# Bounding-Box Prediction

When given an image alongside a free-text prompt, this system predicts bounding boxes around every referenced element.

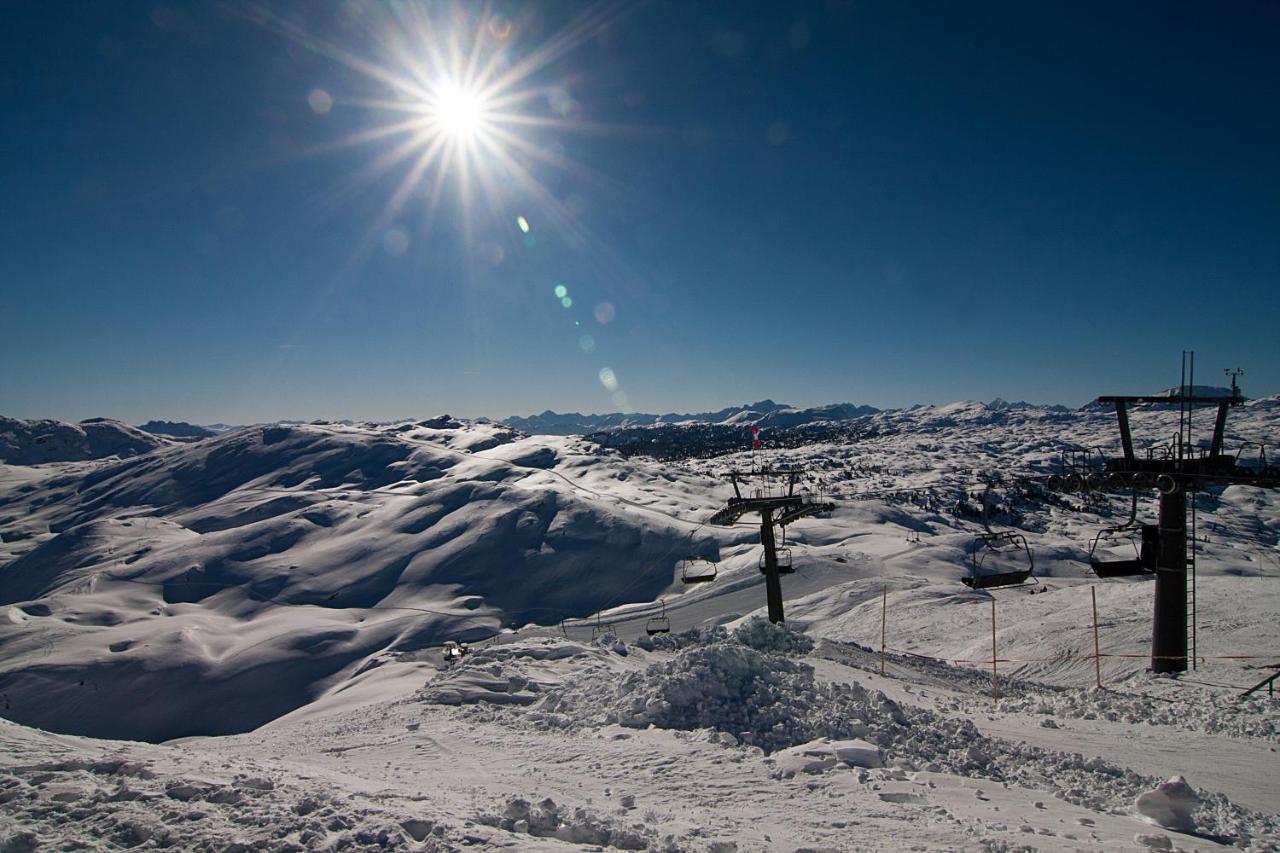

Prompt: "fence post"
[880,585,887,677]
[990,598,998,703]
[1091,586,1103,690]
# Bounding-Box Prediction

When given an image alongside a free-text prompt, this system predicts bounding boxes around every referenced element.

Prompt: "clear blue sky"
[3,1,1278,424]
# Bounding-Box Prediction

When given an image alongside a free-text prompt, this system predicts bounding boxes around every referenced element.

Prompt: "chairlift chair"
[645,599,671,635]
[961,485,1036,590]
[758,547,795,575]
[1088,491,1157,578]
[963,532,1035,589]
[679,557,717,584]
[1089,526,1158,577]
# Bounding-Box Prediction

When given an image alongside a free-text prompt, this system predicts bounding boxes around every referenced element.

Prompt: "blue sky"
[3,1,1278,424]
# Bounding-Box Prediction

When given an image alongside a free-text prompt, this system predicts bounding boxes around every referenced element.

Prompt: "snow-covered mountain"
[988,397,1071,413]
[138,420,218,440]
[0,416,167,464]
[0,418,716,741]
[502,399,880,435]
[2,400,1279,850]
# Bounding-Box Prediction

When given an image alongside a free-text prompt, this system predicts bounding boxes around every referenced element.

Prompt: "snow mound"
[475,795,656,849]
[731,616,814,654]
[465,630,1280,844]
[419,640,603,706]
[772,738,883,776]
[538,629,934,755]
[1135,775,1200,832]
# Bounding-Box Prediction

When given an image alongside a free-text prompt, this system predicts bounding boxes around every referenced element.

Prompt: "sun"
[431,81,488,140]
[244,1,638,263]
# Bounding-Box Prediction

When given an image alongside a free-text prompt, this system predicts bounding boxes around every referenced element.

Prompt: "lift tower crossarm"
[1096,394,1243,405]
[707,468,827,623]
[708,495,803,527]
[1099,394,1243,473]
[775,502,836,527]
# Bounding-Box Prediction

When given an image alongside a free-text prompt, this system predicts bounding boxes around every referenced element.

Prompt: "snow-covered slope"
[0,420,728,741]
[0,416,167,464]
[2,399,1278,851]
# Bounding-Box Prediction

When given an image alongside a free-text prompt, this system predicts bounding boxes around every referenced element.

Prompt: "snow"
[1137,776,1202,832]
[1,402,1279,850]
[0,416,166,465]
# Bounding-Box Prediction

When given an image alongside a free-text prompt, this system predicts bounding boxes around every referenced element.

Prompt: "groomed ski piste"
[2,399,1278,851]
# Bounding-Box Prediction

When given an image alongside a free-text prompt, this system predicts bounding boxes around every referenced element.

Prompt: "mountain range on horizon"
[500,398,1074,436]
[0,386,1254,465]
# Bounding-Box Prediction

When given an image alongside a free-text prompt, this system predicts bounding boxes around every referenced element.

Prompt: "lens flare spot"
[382,227,409,256]
[593,301,615,324]
[578,334,596,353]
[516,215,530,233]
[611,391,630,409]
[308,88,334,115]
[487,14,512,41]
[547,87,579,118]
[560,296,573,308]
[554,284,568,299]
[598,367,618,391]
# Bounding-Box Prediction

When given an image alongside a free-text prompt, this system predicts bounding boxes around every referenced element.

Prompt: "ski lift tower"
[1091,355,1277,672]
[707,468,834,624]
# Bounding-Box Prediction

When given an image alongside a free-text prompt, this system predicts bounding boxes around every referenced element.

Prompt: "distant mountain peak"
[501,400,881,435]
[139,420,217,439]
[1153,384,1238,399]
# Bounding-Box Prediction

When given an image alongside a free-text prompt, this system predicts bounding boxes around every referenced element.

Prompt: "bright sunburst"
[247,1,635,259]
[431,81,488,140]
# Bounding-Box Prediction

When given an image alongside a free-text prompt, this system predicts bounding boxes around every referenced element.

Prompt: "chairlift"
[758,547,795,575]
[1088,491,1157,578]
[961,485,1035,590]
[645,599,671,635]
[679,557,717,584]
[1089,527,1157,577]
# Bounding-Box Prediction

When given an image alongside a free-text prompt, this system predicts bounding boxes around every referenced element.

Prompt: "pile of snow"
[0,416,165,464]
[427,625,1280,843]
[419,639,602,706]
[728,615,815,654]
[772,737,883,775]
[1135,775,1201,832]
[474,796,654,849]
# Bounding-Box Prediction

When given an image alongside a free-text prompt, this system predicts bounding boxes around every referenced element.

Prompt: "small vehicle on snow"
[441,640,468,664]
